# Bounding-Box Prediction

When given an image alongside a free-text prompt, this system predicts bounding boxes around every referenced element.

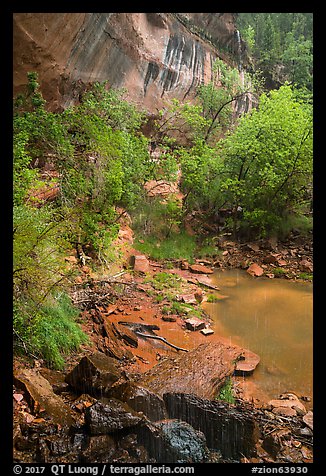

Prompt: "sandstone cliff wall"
[13,13,245,112]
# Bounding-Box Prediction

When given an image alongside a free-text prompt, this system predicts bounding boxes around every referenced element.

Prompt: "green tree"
[237,13,313,91]
[197,58,262,143]
[217,84,313,238]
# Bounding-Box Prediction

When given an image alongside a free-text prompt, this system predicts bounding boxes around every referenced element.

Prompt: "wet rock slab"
[139,341,242,399]
[65,352,122,397]
[189,264,214,274]
[268,393,307,416]
[163,392,259,459]
[14,369,75,428]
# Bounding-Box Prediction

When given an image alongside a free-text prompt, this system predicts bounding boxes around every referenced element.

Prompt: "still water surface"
[203,269,313,402]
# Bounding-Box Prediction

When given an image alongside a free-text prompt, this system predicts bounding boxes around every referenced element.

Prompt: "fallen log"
[135,332,188,352]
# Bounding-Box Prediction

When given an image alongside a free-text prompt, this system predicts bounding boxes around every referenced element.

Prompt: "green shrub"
[135,231,197,262]
[206,294,220,303]
[14,293,88,369]
[216,377,235,404]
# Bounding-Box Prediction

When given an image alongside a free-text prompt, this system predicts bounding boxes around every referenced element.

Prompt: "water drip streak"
[235,29,242,72]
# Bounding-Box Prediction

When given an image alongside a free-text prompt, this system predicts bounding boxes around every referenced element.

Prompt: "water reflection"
[203,269,313,403]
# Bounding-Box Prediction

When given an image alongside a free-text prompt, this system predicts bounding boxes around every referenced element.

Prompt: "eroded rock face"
[163,392,259,459]
[13,13,246,113]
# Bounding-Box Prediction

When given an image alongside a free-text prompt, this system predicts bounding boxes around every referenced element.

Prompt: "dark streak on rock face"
[159,34,205,95]
[144,62,160,96]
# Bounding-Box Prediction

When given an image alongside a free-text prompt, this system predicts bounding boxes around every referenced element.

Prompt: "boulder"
[300,259,313,273]
[156,419,209,463]
[130,255,150,273]
[85,399,144,435]
[65,352,122,397]
[189,264,214,274]
[14,369,75,428]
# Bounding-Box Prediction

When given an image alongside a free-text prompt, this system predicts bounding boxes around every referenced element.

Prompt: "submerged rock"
[247,263,264,277]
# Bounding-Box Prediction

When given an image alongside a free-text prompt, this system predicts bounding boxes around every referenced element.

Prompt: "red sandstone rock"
[189,264,214,274]
[14,369,75,427]
[179,294,198,304]
[200,328,214,336]
[130,255,150,274]
[234,350,260,375]
[246,263,264,277]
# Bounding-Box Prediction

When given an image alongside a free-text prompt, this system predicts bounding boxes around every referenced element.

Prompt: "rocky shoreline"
[13,230,313,464]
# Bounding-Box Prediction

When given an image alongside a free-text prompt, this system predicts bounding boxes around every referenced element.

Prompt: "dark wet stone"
[81,434,117,463]
[65,352,122,397]
[135,419,209,463]
[156,419,209,463]
[262,434,281,459]
[85,399,144,435]
[108,381,167,421]
[44,434,72,456]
